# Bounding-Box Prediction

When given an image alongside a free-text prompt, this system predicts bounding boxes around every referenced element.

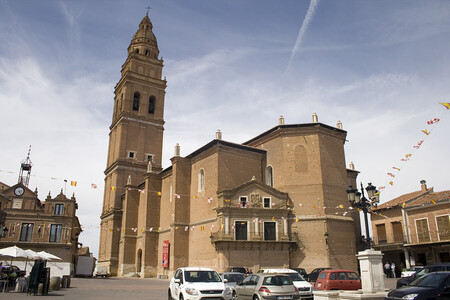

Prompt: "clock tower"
[98,13,167,276]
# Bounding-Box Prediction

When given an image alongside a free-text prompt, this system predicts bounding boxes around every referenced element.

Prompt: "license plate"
[277,296,292,300]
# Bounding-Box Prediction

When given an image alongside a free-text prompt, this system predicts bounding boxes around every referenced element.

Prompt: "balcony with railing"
[209,230,299,251]
[374,233,407,251]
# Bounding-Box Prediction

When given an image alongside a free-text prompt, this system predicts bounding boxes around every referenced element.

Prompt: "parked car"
[234,273,300,300]
[291,268,308,281]
[307,267,331,282]
[401,266,424,278]
[226,267,247,274]
[257,268,312,299]
[314,270,361,291]
[386,272,450,300]
[396,263,450,288]
[168,267,233,300]
[220,272,245,290]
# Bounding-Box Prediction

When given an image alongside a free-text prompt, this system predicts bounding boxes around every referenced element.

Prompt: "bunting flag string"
[59,197,443,235]
[0,169,100,191]
[378,102,448,191]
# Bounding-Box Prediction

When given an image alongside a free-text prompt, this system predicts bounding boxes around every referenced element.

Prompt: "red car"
[314,270,361,290]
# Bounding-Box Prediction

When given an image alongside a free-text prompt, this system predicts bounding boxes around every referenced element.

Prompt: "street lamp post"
[346,182,380,250]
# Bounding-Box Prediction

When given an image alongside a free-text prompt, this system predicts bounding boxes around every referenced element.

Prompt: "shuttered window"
[376,224,387,244]
[416,218,430,243]
[436,215,450,241]
[392,222,404,242]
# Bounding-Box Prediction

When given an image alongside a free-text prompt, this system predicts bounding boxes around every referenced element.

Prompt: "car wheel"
[253,295,261,300]
[168,289,173,300]
[232,291,238,300]
[179,294,184,300]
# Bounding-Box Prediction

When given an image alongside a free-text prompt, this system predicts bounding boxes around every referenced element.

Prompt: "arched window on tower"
[148,96,156,114]
[133,92,140,111]
[265,166,273,187]
[198,169,205,192]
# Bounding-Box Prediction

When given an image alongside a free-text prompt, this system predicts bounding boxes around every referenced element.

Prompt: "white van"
[257,268,313,300]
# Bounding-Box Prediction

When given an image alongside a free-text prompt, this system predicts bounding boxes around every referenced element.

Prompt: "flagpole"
[64,179,67,195]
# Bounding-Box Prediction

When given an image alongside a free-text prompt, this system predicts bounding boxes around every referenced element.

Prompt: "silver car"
[233,273,300,300]
[220,272,246,290]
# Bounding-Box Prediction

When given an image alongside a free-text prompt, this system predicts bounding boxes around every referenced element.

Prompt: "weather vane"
[146,5,151,16]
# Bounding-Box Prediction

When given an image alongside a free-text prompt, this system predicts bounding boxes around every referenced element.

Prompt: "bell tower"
[98,13,167,276]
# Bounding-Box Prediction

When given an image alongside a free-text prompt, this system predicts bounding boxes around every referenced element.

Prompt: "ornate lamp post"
[346,182,380,249]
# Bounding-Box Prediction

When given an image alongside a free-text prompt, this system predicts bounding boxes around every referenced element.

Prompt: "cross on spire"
[146,6,151,16]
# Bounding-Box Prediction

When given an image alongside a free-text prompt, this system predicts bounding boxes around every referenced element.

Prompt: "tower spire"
[18,145,33,187]
[128,13,159,58]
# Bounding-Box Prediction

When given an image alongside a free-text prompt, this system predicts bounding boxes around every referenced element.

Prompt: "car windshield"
[223,274,245,283]
[410,273,448,288]
[185,271,222,283]
[263,276,293,286]
[287,272,305,281]
[414,268,431,278]
[230,268,246,273]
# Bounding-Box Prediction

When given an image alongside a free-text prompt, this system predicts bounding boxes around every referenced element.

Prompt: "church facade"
[98,14,361,278]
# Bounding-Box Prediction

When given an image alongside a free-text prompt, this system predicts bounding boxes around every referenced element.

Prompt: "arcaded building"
[371,180,450,270]
[98,14,361,278]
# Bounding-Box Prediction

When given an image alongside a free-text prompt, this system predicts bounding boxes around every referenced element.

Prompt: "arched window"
[148,96,155,114]
[198,169,205,192]
[265,166,273,187]
[119,94,123,111]
[132,92,140,111]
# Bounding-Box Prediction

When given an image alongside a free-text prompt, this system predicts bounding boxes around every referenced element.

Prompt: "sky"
[1,0,449,258]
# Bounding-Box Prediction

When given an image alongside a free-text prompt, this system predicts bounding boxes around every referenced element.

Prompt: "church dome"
[128,15,159,57]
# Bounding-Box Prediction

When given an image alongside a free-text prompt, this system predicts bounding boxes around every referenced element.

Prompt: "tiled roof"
[405,190,450,207]
[374,189,431,210]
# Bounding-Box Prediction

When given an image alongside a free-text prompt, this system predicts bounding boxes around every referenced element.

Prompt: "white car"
[168,267,233,300]
[257,268,313,299]
[401,267,424,278]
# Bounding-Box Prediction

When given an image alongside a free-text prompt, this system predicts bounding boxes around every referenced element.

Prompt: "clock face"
[14,186,24,196]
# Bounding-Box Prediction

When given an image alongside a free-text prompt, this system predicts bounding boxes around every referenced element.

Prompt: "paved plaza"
[1,277,398,299]
[2,277,170,299]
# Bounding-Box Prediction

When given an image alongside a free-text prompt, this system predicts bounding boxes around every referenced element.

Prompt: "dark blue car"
[396,263,450,288]
[386,272,450,300]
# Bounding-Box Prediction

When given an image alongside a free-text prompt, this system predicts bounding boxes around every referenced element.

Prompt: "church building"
[98,14,361,278]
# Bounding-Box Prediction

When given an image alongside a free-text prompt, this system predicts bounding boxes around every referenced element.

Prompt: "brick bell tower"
[98,13,166,276]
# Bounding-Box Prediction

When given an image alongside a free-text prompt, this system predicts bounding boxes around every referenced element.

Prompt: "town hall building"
[98,14,362,278]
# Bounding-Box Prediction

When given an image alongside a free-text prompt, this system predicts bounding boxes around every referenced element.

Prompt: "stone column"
[225,216,229,235]
[356,249,385,293]
[403,248,411,269]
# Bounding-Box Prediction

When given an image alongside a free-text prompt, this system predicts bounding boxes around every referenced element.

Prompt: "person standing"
[391,262,396,278]
[384,262,391,278]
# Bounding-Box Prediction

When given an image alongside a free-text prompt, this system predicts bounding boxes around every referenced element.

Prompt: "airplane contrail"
[287,0,320,71]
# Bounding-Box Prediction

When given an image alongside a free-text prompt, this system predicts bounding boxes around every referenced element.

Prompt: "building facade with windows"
[371,180,450,271]
[0,181,81,272]
[98,14,362,278]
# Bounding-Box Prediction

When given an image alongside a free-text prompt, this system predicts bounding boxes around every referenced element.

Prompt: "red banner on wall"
[162,240,170,268]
